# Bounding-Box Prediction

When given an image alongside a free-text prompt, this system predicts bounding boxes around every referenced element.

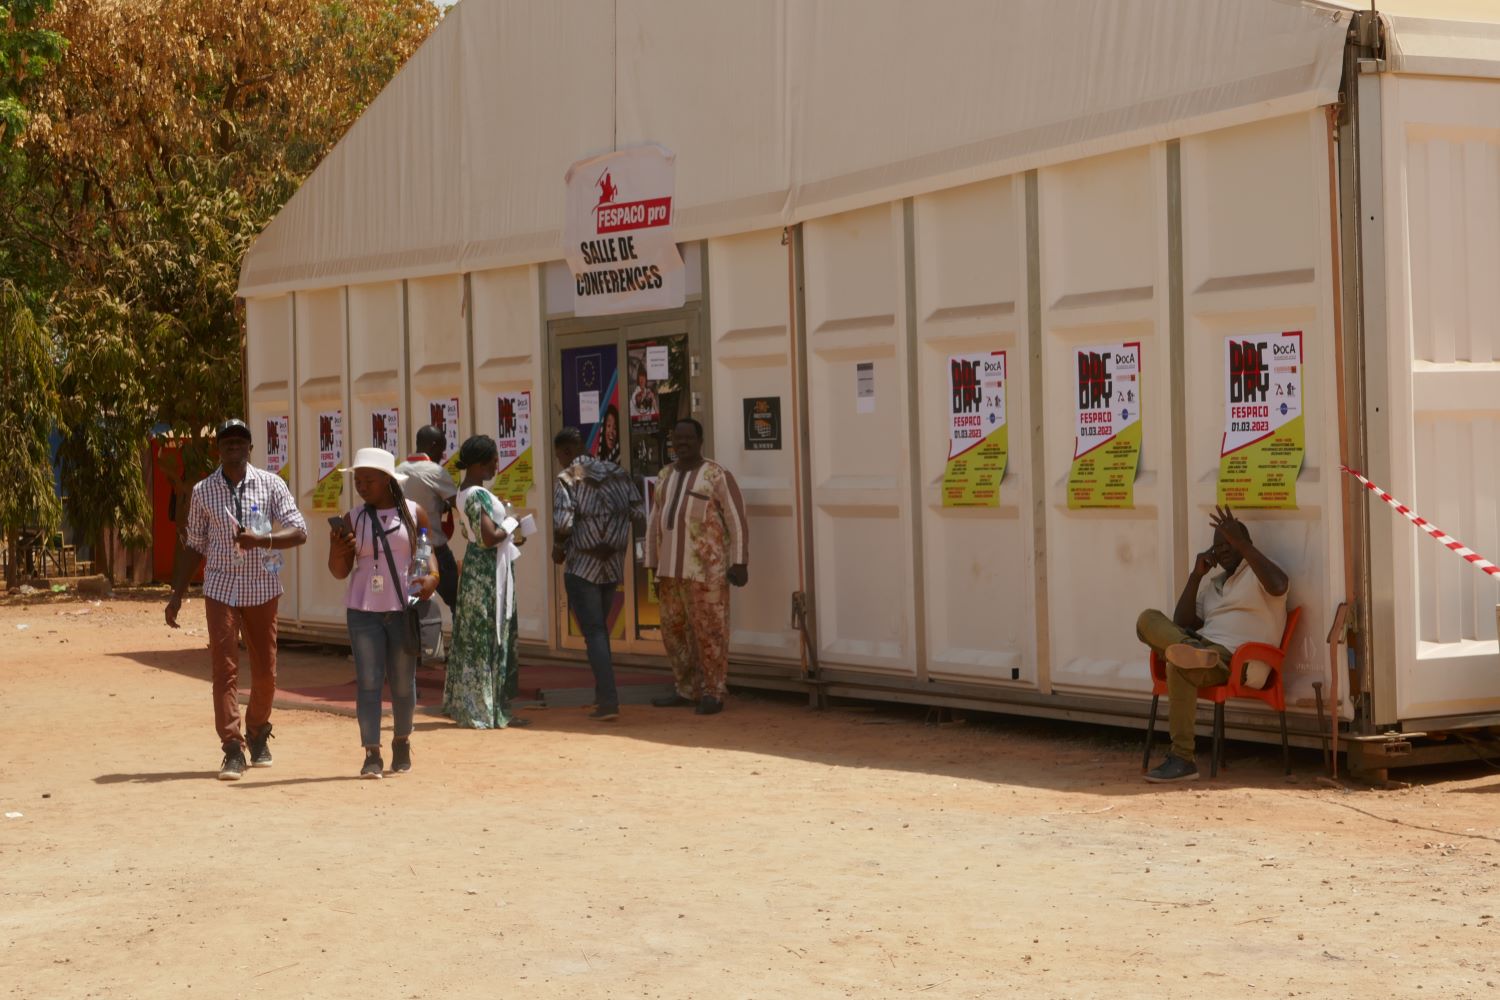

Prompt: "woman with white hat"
[442,434,529,729]
[328,447,439,778]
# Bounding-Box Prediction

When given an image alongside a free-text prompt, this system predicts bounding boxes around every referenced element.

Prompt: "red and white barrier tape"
[1341,466,1500,579]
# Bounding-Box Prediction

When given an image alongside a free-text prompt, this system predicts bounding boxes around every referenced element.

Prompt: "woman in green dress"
[442,435,529,728]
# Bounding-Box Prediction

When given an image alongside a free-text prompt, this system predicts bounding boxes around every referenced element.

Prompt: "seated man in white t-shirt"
[1136,506,1288,784]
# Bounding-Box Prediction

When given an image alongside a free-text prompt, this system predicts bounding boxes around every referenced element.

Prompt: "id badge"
[231,547,246,567]
[371,574,385,594]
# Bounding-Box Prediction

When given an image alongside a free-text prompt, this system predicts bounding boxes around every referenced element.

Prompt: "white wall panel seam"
[1025,171,1052,696]
[1166,142,1189,592]
[901,199,929,682]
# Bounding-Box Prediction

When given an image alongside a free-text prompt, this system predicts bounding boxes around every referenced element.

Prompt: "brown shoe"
[1165,643,1221,671]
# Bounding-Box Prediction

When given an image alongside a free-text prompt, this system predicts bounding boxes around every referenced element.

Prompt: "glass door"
[622,318,693,644]
[556,331,627,653]
[550,309,702,655]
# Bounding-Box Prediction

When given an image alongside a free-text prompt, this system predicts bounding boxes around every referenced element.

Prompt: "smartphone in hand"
[327,514,352,537]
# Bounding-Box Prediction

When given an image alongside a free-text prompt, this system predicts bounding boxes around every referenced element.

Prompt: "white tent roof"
[238,0,1355,298]
[1319,1,1500,77]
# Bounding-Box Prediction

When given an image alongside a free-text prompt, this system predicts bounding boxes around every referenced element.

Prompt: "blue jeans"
[565,573,618,711]
[347,608,418,748]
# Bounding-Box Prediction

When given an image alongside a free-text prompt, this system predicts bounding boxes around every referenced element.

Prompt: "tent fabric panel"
[238,5,468,295]
[238,0,1351,298]
[457,0,616,274]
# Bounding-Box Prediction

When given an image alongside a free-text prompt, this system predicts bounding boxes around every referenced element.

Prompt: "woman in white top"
[329,448,438,778]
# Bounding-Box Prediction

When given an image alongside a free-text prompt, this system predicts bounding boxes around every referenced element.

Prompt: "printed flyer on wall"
[427,397,461,485]
[493,392,533,505]
[313,410,343,512]
[264,416,289,484]
[1218,331,1304,509]
[371,407,399,455]
[941,351,1007,507]
[1067,342,1142,509]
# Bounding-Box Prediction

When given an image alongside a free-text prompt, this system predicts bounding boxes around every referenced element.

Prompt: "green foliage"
[0,0,440,576]
[0,0,66,146]
[0,280,61,584]
[52,293,157,550]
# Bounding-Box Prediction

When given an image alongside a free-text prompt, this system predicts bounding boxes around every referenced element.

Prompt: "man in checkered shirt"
[165,420,308,780]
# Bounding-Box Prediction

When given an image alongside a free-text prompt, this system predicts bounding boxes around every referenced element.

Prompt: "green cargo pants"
[1136,610,1232,761]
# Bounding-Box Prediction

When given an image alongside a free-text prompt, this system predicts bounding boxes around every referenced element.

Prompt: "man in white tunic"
[1136,506,1288,783]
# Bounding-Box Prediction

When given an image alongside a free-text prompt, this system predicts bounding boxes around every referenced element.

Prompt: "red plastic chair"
[1226,606,1302,775]
[1141,606,1302,778]
[1142,650,1230,777]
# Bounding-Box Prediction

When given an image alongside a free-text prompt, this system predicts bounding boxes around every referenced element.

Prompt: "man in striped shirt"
[643,418,749,715]
[165,419,308,780]
[552,427,644,721]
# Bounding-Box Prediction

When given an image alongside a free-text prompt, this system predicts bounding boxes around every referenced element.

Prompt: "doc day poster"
[942,351,1007,507]
[371,407,399,455]
[1067,342,1142,509]
[1218,331,1304,509]
[264,416,290,485]
[312,410,343,512]
[492,392,533,505]
[427,397,462,486]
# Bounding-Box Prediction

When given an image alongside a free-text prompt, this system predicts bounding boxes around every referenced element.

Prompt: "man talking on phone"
[1136,505,1287,784]
[165,419,308,781]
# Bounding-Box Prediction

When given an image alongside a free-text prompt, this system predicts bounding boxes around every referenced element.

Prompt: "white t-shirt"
[1196,561,1287,679]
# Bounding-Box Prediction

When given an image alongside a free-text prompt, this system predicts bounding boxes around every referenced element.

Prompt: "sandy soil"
[3,594,1499,999]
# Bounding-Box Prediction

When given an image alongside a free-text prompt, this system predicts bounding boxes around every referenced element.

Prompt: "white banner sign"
[563,145,685,317]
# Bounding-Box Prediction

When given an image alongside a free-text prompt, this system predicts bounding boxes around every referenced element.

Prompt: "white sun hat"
[343,447,409,484]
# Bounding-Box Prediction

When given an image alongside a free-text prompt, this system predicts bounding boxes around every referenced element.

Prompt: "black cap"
[216,419,252,441]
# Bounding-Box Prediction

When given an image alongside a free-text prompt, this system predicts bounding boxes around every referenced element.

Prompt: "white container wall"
[245,295,298,620]
[707,229,802,663]
[912,177,1037,685]
[802,204,919,675]
[469,265,549,642]
[245,118,1355,732]
[293,288,349,626]
[1380,75,1500,721]
[1039,146,1176,695]
[347,281,406,458]
[407,274,471,454]
[1180,111,1344,714]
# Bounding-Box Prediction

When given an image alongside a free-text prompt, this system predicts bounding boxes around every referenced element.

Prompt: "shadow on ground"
[95,640,1424,800]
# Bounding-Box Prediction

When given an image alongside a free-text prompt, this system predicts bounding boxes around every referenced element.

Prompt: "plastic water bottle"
[247,503,283,575]
[408,528,433,597]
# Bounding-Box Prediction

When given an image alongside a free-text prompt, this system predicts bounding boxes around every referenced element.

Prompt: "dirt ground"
[3,594,1500,1000]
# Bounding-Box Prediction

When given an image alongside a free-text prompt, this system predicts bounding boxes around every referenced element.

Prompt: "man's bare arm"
[1211,506,1288,597]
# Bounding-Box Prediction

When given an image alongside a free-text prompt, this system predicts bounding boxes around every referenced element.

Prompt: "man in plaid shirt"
[165,420,308,780]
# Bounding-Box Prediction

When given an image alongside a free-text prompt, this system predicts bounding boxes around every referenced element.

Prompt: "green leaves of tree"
[1,1,439,577]
[0,280,61,586]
